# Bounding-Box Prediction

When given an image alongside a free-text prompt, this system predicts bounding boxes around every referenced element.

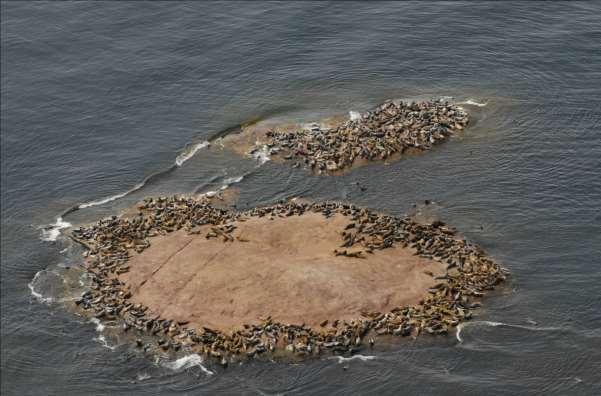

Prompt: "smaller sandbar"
[220,99,469,174]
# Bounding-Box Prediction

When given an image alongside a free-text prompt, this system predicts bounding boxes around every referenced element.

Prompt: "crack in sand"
[133,237,195,294]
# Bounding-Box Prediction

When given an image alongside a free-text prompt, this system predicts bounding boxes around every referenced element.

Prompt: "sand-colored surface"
[219,115,348,160]
[218,113,444,175]
[118,212,444,333]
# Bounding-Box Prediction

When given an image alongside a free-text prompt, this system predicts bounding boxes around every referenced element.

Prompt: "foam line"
[456,320,562,343]
[40,217,72,242]
[161,354,214,375]
[349,110,362,121]
[331,354,377,363]
[175,141,210,167]
[28,271,54,303]
[459,99,487,107]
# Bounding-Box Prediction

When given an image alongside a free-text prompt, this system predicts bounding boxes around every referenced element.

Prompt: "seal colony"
[70,195,507,364]
[231,99,469,174]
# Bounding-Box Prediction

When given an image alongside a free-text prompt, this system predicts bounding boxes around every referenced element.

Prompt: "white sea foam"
[136,372,151,381]
[74,141,209,212]
[456,324,464,343]
[460,99,488,107]
[456,320,561,344]
[175,141,210,167]
[477,320,504,327]
[222,175,244,185]
[28,269,84,303]
[331,354,377,363]
[89,317,116,350]
[161,354,214,375]
[220,175,244,190]
[90,317,105,332]
[93,334,116,350]
[28,271,54,303]
[78,182,146,209]
[40,217,72,242]
[251,144,271,165]
[349,111,362,121]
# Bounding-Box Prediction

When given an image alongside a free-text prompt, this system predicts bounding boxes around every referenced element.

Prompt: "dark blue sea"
[2,2,600,395]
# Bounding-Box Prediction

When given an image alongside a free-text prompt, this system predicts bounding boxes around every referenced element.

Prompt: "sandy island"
[218,99,469,174]
[119,212,444,332]
[71,196,507,362]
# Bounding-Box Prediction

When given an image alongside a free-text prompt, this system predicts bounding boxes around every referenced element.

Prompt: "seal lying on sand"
[245,99,469,174]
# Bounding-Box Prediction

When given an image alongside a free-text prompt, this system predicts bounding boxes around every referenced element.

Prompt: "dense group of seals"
[251,99,469,173]
[70,195,507,365]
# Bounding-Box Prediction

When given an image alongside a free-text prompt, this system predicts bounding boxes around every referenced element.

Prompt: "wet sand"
[118,212,444,332]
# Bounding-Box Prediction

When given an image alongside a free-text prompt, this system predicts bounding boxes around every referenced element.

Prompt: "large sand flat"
[118,212,444,332]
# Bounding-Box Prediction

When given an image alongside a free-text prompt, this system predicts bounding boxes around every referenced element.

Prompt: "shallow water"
[2,2,601,395]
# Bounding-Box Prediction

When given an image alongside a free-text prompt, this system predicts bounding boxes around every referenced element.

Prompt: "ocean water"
[2,2,601,395]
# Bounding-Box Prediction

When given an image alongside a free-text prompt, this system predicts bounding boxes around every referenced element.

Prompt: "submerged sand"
[119,212,444,332]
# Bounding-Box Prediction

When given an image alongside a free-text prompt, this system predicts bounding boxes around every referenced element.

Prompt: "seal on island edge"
[68,195,508,365]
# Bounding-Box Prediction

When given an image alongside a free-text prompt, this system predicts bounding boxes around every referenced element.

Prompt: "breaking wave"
[40,217,71,242]
[459,99,488,107]
[331,354,377,363]
[28,271,54,303]
[456,320,563,343]
[197,173,246,197]
[89,318,116,350]
[29,267,88,304]
[251,144,271,165]
[69,163,179,212]
[41,139,210,237]
[349,110,362,121]
[90,317,105,332]
[93,334,116,350]
[78,181,146,209]
[136,372,151,381]
[175,141,210,167]
[160,354,214,375]
[220,175,244,189]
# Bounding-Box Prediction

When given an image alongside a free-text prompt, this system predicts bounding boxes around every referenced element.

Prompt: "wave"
[28,268,87,304]
[456,320,563,343]
[160,354,214,375]
[49,139,208,230]
[55,163,179,224]
[69,140,209,216]
[136,372,151,381]
[220,175,244,189]
[459,99,488,107]
[196,173,246,198]
[349,110,362,121]
[250,144,271,165]
[89,317,117,350]
[38,137,216,242]
[331,354,377,363]
[78,181,146,209]
[93,334,116,350]
[40,217,72,242]
[28,271,54,303]
[175,141,210,167]
[90,317,105,332]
